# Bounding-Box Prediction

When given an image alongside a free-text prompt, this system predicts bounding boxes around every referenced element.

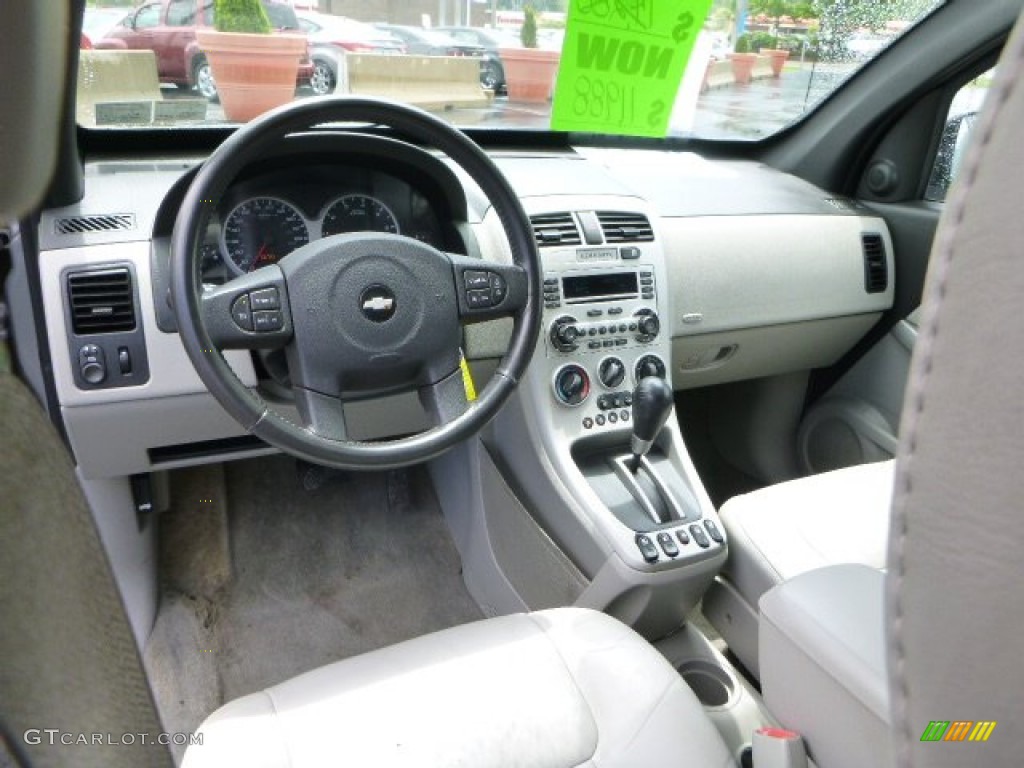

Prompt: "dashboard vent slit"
[55,214,135,235]
[529,212,581,247]
[596,211,654,243]
[862,233,888,293]
[67,268,137,334]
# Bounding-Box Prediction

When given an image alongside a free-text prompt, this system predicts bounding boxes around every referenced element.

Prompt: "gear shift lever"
[630,376,674,472]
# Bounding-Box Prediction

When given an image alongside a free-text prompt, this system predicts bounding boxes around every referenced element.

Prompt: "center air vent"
[862,233,888,294]
[530,213,581,247]
[67,268,137,335]
[596,211,654,243]
[55,214,135,235]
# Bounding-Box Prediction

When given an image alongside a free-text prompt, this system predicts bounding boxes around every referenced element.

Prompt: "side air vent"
[596,211,654,243]
[55,213,135,235]
[862,233,888,294]
[530,212,581,247]
[67,268,137,334]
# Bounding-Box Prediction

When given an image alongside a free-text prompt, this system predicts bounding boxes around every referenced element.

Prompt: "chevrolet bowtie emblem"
[359,285,397,322]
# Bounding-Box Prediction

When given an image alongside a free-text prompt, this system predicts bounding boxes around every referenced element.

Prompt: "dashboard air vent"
[862,233,888,294]
[597,211,654,243]
[55,213,135,235]
[530,213,581,247]
[67,268,137,335]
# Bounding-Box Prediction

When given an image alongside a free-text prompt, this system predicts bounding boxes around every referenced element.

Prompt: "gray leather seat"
[704,459,894,677]
[182,607,734,768]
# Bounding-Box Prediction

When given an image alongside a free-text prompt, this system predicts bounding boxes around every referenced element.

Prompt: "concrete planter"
[195,30,304,122]
[760,48,790,78]
[727,52,758,85]
[499,48,560,103]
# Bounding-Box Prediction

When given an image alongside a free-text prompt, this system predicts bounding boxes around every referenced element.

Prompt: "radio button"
[608,306,624,315]
[620,246,641,260]
[587,309,603,317]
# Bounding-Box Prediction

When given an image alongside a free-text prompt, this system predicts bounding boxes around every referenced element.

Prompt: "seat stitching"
[889,26,1024,768]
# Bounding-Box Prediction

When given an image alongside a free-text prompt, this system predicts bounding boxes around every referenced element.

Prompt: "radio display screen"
[562,272,638,300]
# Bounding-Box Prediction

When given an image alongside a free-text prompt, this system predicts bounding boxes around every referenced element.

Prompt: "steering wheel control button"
[249,287,280,310]
[464,270,489,289]
[231,294,254,331]
[704,519,724,544]
[253,310,284,332]
[466,289,493,309]
[489,273,507,304]
[78,344,107,385]
[360,285,398,322]
[636,534,660,563]
[657,532,680,558]
[553,364,590,406]
[689,524,711,549]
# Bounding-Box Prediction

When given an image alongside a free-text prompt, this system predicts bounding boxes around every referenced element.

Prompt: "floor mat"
[147,455,482,749]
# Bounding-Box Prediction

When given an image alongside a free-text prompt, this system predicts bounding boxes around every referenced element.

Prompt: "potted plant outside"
[196,0,306,122]
[499,6,560,103]
[728,35,758,85]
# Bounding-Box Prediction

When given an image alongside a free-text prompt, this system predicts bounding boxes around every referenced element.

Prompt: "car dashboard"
[24,132,895,480]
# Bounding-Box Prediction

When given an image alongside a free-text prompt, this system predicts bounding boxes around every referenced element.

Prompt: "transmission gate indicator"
[551,0,712,137]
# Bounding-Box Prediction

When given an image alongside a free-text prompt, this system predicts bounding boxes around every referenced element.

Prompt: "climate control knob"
[553,364,590,406]
[634,309,660,342]
[635,354,667,382]
[550,315,581,352]
[598,357,626,389]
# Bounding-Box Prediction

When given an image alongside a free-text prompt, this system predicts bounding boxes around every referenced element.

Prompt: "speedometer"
[222,197,309,274]
[321,195,400,237]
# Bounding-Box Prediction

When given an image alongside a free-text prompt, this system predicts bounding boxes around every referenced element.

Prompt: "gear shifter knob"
[630,376,674,471]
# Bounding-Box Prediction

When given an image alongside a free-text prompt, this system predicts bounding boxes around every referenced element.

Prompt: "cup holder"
[677,659,736,708]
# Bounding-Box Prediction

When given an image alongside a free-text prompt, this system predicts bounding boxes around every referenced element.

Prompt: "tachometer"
[321,195,400,237]
[222,197,309,274]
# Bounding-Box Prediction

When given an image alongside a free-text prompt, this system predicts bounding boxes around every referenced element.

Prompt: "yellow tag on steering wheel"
[459,352,477,402]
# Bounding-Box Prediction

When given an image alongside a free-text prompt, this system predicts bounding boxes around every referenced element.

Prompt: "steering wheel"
[170,98,541,469]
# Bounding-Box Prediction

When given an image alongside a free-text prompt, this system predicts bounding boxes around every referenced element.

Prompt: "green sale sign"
[551,0,713,137]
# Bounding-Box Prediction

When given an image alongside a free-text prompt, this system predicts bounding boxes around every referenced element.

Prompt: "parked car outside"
[96,0,313,101]
[81,6,129,49]
[433,25,520,93]
[374,24,501,91]
[296,10,406,96]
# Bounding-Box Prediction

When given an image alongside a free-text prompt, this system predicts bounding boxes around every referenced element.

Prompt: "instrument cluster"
[200,163,449,280]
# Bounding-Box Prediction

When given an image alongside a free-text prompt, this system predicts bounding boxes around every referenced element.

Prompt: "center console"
[437,196,728,639]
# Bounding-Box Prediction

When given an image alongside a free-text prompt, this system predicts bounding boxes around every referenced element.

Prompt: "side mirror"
[925,111,978,202]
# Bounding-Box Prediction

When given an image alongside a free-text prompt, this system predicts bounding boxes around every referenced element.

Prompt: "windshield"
[78,0,943,139]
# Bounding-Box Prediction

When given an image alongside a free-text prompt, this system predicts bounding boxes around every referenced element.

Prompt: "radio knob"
[550,316,581,352]
[554,364,590,406]
[598,357,626,389]
[634,310,660,342]
[635,355,667,381]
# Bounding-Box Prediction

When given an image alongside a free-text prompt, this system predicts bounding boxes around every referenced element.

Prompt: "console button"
[588,341,601,350]
[253,310,284,332]
[582,417,594,429]
[614,338,627,346]
[587,309,603,317]
[704,519,724,544]
[676,529,691,545]
[554,364,590,406]
[598,358,626,389]
[595,414,606,426]
[608,412,618,424]
[689,524,711,549]
[657,532,680,558]
[464,270,490,289]
[636,534,659,563]
[608,306,624,315]
[78,344,106,385]
[597,394,611,410]
[250,287,280,310]
[231,294,253,331]
[620,246,641,260]
[635,355,667,381]
[117,347,132,375]
[620,410,630,422]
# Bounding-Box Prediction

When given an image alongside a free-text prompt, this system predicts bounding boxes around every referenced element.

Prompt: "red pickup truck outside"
[97,0,313,101]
